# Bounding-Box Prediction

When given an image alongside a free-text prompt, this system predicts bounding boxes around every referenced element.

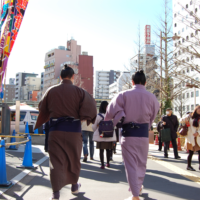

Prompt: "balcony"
[44,62,55,69]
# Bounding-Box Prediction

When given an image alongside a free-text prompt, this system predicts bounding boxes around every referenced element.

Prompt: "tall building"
[43,39,81,92]
[24,77,41,100]
[9,78,15,85]
[109,72,131,99]
[78,53,93,95]
[15,72,38,100]
[3,84,15,102]
[95,70,121,99]
[173,0,200,117]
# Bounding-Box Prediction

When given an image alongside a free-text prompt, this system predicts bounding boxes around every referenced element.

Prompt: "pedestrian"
[110,129,119,161]
[157,117,164,151]
[162,108,181,159]
[104,70,160,200]
[82,121,94,162]
[180,106,200,171]
[92,101,117,169]
[34,64,97,200]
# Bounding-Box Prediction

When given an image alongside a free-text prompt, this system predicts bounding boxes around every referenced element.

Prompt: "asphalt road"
[1,144,200,200]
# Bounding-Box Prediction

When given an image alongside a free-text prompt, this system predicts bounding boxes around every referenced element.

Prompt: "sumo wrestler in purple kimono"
[105,70,159,200]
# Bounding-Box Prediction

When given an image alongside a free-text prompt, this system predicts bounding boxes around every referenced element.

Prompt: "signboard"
[145,25,151,45]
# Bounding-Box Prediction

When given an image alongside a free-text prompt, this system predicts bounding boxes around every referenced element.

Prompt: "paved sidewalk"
[1,144,200,200]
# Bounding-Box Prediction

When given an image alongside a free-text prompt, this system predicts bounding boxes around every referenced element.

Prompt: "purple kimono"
[105,85,159,197]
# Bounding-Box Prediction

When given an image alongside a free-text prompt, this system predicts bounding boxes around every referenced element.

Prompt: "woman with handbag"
[180,106,200,171]
[92,101,117,169]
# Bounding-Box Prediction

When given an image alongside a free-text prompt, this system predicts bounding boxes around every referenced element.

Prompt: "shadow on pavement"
[70,192,91,200]
[144,169,200,200]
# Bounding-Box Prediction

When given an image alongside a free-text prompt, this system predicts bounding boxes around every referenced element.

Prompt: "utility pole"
[160,31,162,115]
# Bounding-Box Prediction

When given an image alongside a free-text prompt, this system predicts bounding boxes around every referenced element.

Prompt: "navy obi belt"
[49,117,81,133]
[122,123,149,138]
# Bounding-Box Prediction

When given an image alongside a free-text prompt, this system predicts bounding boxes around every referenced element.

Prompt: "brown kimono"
[35,79,97,192]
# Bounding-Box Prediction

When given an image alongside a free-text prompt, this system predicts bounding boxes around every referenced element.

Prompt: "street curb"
[0,155,49,196]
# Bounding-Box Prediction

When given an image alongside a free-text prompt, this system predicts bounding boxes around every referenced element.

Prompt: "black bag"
[98,114,114,138]
[161,128,171,142]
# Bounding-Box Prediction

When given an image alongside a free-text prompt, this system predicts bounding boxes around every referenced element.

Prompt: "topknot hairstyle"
[132,69,146,85]
[60,64,75,79]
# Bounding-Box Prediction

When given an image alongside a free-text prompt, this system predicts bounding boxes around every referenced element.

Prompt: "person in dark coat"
[162,108,181,159]
[157,117,163,151]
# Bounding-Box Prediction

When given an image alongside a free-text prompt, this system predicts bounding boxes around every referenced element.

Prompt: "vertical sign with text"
[145,25,151,45]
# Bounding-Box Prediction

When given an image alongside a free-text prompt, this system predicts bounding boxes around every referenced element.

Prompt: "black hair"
[132,70,146,85]
[60,64,74,79]
[99,101,108,114]
[166,108,172,111]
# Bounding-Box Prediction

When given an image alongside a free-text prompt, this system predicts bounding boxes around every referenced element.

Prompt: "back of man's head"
[60,64,74,79]
[132,70,146,85]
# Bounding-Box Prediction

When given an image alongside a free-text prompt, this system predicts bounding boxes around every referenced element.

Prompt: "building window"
[190,22,193,26]
[178,41,181,45]
[196,91,199,97]
[195,30,198,35]
[195,8,198,13]
[183,70,185,75]
[191,33,194,37]
[183,106,185,111]
[187,58,189,62]
[174,13,177,17]
[190,1,193,5]
[175,107,177,111]
[183,93,185,98]
[178,50,181,55]
[175,43,177,47]
[186,4,188,8]
[191,92,194,97]
[182,28,184,32]
[174,23,177,27]
[187,105,189,111]
[186,36,189,40]
[187,93,189,98]
[178,31,181,35]
[191,105,194,110]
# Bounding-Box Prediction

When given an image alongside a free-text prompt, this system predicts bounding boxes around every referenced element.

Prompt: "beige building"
[24,77,41,100]
[43,39,81,92]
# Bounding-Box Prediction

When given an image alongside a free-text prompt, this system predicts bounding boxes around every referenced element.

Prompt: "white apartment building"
[173,0,200,117]
[15,72,38,100]
[109,72,131,99]
[95,70,121,99]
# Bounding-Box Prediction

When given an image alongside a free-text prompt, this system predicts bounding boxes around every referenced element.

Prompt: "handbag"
[149,131,154,144]
[178,115,191,136]
[178,124,188,136]
[161,128,171,142]
[98,114,114,138]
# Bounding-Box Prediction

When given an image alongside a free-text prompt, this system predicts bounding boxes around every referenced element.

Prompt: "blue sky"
[6,0,172,82]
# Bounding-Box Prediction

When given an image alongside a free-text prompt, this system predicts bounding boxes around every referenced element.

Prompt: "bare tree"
[173,92,190,118]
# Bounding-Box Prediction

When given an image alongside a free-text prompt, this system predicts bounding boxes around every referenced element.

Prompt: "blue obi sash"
[49,117,81,133]
[122,123,149,137]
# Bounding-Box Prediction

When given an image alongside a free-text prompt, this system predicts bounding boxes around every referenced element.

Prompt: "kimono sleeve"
[92,115,100,132]
[79,90,97,125]
[35,89,50,129]
[105,93,126,126]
